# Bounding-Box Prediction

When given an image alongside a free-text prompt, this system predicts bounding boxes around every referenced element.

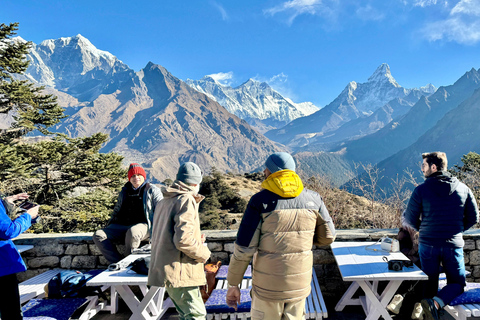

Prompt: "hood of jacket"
[162,180,205,203]
[425,171,460,197]
[261,169,304,198]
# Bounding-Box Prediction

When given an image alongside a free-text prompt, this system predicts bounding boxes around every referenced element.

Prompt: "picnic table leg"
[130,286,161,320]
[111,286,119,314]
[358,280,398,320]
[335,281,361,311]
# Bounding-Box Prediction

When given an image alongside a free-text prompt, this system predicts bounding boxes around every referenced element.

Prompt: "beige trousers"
[251,295,306,320]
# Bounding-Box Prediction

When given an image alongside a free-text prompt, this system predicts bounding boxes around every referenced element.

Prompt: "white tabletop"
[16,244,34,253]
[331,241,427,282]
[87,254,150,286]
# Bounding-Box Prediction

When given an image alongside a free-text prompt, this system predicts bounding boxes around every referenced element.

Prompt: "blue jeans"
[419,243,466,306]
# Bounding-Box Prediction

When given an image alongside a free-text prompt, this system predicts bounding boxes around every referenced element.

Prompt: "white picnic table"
[331,241,428,320]
[86,253,173,320]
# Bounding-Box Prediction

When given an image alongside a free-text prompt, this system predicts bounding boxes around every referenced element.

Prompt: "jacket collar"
[261,169,304,198]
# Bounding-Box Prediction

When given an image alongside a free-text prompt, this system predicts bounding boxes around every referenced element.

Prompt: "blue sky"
[2,0,480,106]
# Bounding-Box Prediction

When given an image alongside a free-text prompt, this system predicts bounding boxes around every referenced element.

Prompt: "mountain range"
[185,76,319,133]
[266,64,436,148]
[10,34,480,192]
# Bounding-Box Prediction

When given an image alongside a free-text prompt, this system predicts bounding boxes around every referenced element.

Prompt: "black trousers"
[0,273,22,320]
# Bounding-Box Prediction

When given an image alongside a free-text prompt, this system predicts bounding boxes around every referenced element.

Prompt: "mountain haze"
[338,68,480,165]
[369,84,480,193]
[266,64,435,148]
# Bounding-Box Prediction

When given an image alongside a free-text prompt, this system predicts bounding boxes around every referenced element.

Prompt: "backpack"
[200,261,222,302]
[46,270,103,299]
[129,256,151,275]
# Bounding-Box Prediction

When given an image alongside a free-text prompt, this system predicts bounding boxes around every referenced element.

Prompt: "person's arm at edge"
[463,188,479,231]
[107,190,123,226]
[227,195,262,287]
[314,197,336,247]
[0,202,31,240]
[404,187,422,231]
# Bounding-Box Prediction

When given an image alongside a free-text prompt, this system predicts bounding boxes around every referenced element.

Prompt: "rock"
[65,244,88,255]
[71,256,96,269]
[28,256,60,268]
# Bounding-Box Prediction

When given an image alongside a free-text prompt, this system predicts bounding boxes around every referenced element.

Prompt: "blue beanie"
[176,162,202,185]
[265,152,295,173]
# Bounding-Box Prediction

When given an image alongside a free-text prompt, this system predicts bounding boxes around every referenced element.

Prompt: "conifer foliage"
[0,23,126,232]
[0,23,65,143]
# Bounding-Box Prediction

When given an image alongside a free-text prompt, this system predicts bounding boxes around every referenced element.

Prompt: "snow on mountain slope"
[185,76,319,132]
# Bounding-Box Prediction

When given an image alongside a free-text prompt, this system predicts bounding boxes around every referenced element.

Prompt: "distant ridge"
[186,76,319,133]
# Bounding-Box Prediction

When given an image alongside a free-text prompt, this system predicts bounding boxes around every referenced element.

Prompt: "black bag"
[47,270,103,298]
[129,256,151,275]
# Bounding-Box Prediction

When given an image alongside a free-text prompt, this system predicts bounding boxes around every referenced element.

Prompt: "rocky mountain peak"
[367,63,400,88]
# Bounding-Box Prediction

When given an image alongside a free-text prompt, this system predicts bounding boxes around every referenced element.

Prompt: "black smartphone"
[19,201,37,210]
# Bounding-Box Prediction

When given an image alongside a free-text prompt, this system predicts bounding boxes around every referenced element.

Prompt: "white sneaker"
[411,302,424,320]
[387,294,404,314]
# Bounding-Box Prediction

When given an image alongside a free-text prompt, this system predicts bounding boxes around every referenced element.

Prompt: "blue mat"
[205,288,252,313]
[22,298,87,320]
[216,265,252,279]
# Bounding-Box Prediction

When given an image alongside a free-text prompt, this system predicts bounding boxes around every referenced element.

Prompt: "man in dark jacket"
[93,163,163,264]
[0,193,39,320]
[404,152,479,320]
[226,152,336,320]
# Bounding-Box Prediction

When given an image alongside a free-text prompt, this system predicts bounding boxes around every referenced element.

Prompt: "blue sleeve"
[404,187,422,231]
[464,188,479,231]
[0,202,31,240]
[236,194,262,247]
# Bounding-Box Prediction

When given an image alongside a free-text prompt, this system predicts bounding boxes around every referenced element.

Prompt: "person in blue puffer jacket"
[404,152,479,320]
[0,193,39,320]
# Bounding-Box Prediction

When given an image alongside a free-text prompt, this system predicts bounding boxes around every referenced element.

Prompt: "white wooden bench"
[306,268,328,319]
[205,267,328,320]
[19,269,111,320]
[445,304,480,320]
[440,277,480,320]
[19,269,64,304]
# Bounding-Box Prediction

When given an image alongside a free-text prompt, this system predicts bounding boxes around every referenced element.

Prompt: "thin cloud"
[356,4,385,21]
[210,1,229,21]
[413,0,442,7]
[421,0,480,44]
[208,71,234,86]
[263,0,335,26]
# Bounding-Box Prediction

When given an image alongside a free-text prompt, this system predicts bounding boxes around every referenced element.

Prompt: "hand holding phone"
[19,201,37,210]
[19,201,40,221]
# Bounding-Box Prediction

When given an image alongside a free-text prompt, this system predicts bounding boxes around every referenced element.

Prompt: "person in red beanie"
[93,163,163,264]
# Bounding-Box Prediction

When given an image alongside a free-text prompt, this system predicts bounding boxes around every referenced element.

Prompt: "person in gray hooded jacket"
[404,152,479,320]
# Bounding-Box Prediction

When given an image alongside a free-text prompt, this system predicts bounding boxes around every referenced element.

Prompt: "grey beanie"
[265,152,296,173]
[176,162,202,185]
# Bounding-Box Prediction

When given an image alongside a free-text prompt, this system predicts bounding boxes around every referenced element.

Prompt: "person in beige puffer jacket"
[226,152,336,320]
[148,162,211,320]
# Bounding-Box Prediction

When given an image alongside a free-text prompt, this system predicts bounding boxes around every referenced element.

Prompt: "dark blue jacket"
[0,199,31,277]
[404,171,479,247]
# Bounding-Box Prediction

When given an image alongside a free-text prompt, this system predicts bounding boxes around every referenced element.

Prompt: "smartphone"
[19,201,37,210]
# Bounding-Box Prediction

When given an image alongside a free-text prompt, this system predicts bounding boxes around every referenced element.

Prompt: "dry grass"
[223,172,405,230]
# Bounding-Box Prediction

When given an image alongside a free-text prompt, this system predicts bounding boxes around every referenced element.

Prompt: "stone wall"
[13,228,480,299]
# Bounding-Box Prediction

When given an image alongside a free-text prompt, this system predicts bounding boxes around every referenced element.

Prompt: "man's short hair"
[422,152,448,171]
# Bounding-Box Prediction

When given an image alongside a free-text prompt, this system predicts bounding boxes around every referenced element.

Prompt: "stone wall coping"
[13,228,480,244]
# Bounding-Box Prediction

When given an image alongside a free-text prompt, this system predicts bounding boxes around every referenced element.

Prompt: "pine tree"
[0,23,127,232]
[0,22,65,143]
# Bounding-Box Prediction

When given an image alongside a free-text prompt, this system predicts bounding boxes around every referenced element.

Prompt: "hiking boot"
[421,298,439,320]
[387,294,404,314]
[411,302,424,320]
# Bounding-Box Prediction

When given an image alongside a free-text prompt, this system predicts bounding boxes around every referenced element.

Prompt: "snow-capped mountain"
[19,34,135,102]
[185,76,319,133]
[266,63,436,148]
